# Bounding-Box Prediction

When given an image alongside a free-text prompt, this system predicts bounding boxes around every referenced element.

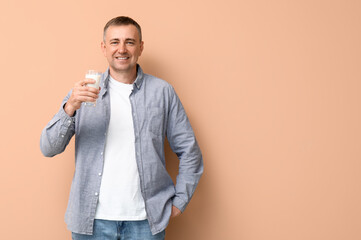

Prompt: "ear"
[139,41,144,56]
[101,41,106,57]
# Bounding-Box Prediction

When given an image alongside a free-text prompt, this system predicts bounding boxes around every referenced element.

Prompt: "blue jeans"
[71,219,165,240]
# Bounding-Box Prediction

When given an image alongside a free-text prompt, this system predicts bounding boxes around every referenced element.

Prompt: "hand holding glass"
[85,70,101,106]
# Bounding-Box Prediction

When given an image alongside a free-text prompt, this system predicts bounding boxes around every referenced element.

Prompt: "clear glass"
[84,70,102,106]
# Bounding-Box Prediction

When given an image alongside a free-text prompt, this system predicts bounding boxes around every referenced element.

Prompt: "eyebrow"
[109,38,136,42]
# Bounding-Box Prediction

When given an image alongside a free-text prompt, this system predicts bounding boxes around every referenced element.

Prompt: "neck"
[109,66,137,84]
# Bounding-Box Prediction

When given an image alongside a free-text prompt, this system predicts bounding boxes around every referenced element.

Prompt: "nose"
[117,42,127,53]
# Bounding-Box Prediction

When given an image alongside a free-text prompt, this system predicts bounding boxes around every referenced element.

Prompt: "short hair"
[103,16,142,42]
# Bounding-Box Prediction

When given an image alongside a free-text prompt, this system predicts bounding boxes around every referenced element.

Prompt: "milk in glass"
[85,70,102,106]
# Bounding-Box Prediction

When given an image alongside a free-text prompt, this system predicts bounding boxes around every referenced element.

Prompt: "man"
[40,16,203,240]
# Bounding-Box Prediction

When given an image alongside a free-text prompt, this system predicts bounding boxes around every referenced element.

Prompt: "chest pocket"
[148,107,165,136]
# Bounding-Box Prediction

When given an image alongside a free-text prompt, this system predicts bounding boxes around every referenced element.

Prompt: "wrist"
[64,101,76,117]
[172,196,186,213]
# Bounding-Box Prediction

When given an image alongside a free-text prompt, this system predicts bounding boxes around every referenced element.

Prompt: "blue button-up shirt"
[40,65,203,235]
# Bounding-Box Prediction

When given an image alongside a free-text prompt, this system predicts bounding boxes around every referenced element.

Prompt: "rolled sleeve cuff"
[172,195,188,213]
[60,108,75,126]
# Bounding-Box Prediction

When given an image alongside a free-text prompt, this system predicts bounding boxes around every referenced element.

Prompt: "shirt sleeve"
[40,90,76,157]
[166,86,204,212]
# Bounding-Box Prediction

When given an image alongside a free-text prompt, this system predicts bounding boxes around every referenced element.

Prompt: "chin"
[111,65,129,71]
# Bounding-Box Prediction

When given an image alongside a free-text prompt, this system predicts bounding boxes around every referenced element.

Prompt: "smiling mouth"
[115,57,129,60]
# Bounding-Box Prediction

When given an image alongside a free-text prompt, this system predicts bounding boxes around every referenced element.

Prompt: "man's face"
[101,24,144,74]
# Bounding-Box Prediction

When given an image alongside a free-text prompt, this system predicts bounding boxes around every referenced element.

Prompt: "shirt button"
[61,135,64,138]
[95,192,98,196]
[104,133,107,136]
[98,172,102,176]
[68,120,71,124]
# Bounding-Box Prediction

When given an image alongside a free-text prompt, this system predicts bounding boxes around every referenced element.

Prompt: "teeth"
[116,57,128,60]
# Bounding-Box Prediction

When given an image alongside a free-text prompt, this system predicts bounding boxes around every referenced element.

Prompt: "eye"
[126,41,135,45]
[110,41,119,45]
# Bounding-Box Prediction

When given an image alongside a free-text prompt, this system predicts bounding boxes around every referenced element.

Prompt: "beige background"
[1,0,361,239]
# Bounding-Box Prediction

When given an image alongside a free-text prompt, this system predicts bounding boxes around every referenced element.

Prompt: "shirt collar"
[134,65,144,90]
[101,64,144,98]
[102,64,144,90]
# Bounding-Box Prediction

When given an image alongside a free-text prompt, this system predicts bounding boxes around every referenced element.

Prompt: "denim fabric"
[71,219,165,240]
[40,65,203,235]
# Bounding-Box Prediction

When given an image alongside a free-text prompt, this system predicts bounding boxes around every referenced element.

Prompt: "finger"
[84,78,96,84]
[75,78,96,87]
[80,86,100,94]
[76,90,99,99]
[77,96,98,103]
[75,83,100,92]
[86,85,101,92]
[74,92,99,101]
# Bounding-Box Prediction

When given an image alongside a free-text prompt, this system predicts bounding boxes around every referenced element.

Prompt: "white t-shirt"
[95,76,147,220]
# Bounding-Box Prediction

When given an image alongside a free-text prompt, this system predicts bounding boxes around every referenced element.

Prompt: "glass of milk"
[85,70,102,106]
